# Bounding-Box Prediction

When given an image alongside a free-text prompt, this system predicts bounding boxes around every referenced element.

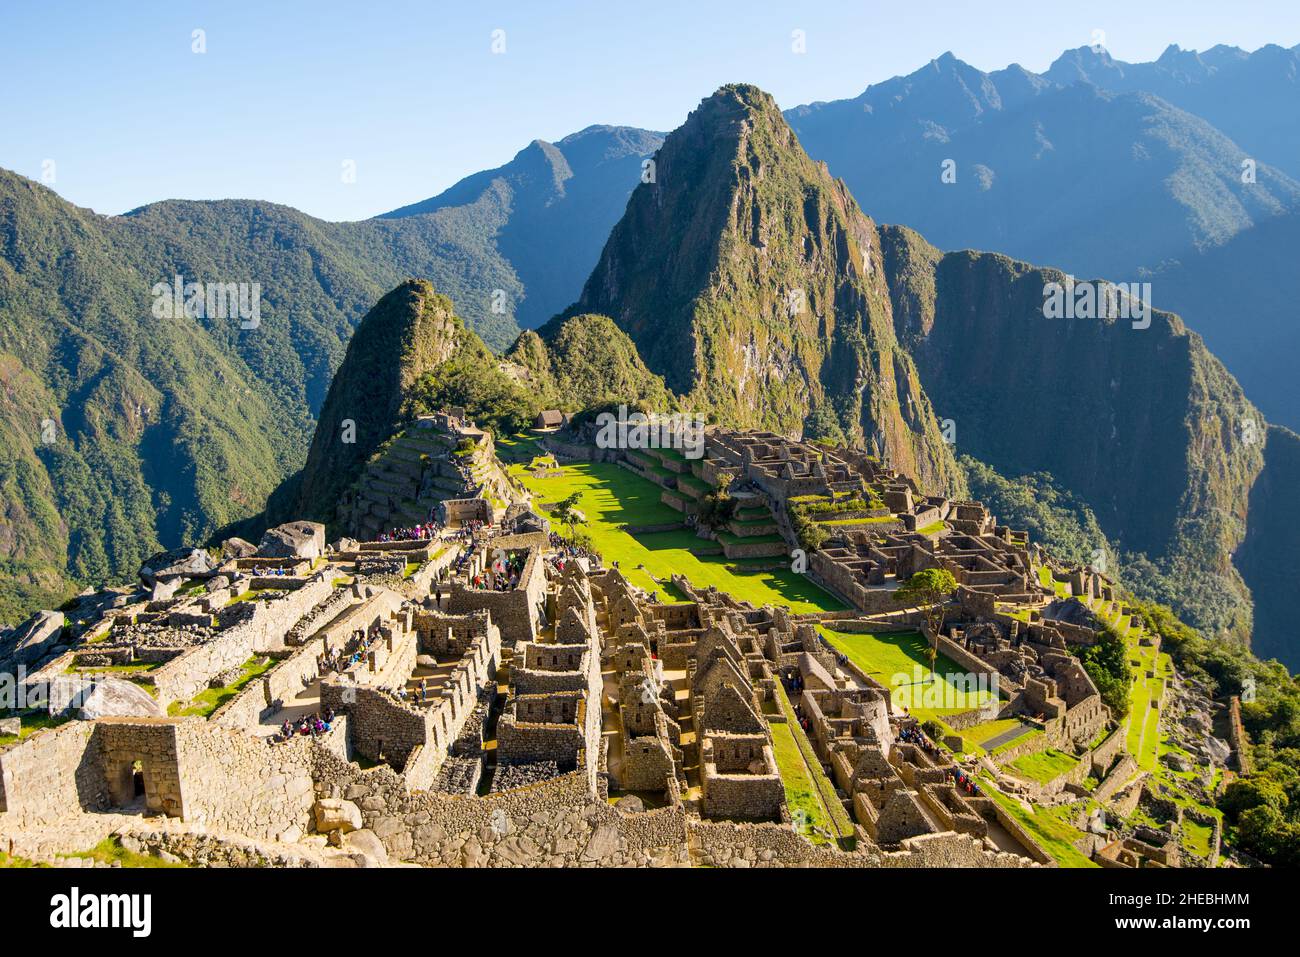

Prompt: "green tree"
[697,479,738,531]
[553,492,586,541]
[893,567,959,669]
[791,510,827,553]
[1076,625,1133,719]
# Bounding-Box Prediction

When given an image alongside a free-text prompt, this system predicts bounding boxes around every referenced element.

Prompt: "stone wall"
[0,722,101,822]
[310,746,688,866]
[686,819,1037,868]
[1227,696,1251,773]
[808,555,910,616]
[151,573,333,707]
[174,722,314,842]
[446,550,544,646]
[210,646,307,729]
[932,628,1003,694]
[94,719,185,817]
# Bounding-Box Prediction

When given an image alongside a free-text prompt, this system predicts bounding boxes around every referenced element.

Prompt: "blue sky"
[3,0,1297,220]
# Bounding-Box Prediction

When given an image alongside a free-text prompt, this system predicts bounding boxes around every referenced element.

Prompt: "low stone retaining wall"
[151,574,333,708]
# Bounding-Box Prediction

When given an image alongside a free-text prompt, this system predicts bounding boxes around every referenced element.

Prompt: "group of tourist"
[466,549,525,591]
[378,521,440,542]
[320,625,383,675]
[468,569,519,591]
[391,678,435,705]
[782,670,806,697]
[898,724,942,759]
[783,679,815,735]
[274,706,335,742]
[545,532,599,573]
[947,767,981,797]
[251,565,293,577]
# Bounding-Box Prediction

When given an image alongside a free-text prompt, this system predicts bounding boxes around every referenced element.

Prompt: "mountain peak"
[292,279,466,521]
[569,83,961,492]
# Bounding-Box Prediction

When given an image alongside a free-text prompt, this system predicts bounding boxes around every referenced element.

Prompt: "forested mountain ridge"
[879,224,1266,647]
[0,124,661,621]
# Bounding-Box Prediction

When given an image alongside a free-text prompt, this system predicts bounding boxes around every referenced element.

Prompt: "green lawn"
[511,459,842,614]
[0,712,69,748]
[979,780,1097,868]
[1082,592,1169,773]
[167,656,275,718]
[1037,566,1071,599]
[1007,748,1079,784]
[0,851,47,868]
[1123,637,1166,771]
[772,683,855,843]
[820,628,994,718]
[70,837,186,868]
[1182,819,1214,858]
[991,727,1042,756]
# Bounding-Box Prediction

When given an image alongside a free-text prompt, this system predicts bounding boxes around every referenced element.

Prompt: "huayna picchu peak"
[568,84,962,496]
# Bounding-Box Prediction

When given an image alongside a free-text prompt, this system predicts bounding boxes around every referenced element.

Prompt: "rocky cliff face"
[1236,426,1300,664]
[881,224,1265,641]
[570,85,960,494]
[289,280,463,524]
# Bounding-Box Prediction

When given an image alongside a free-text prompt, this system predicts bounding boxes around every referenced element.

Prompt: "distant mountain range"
[785,43,1300,429]
[379,125,664,329]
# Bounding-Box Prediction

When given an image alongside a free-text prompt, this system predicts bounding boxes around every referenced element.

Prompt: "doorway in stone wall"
[107,756,151,813]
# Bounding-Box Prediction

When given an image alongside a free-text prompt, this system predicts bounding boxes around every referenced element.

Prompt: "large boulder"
[314,798,363,834]
[150,578,181,602]
[77,678,166,719]
[342,828,389,866]
[43,675,165,718]
[259,522,326,560]
[1,610,65,668]
[138,547,214,586]
[221,536,258,559]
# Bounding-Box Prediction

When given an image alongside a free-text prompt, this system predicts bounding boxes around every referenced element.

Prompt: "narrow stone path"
[981,723,1035,752]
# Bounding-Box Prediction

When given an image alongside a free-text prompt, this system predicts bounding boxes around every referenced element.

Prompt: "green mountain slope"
[880,224,1264,642]
[1153,208,1300,430]
[286,280,464,524]
[0,123,661,620]
[1236,426,1300,666]
[511,313,677,413]
[569,84,962,495]
[0,173,302,622]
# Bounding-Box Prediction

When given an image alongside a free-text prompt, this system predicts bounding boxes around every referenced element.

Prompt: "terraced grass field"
[1007,747,1079,784]
[979,779,1097,868]
[819,628,995,719]
[507,452,843,614]
[772,683,855,844]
